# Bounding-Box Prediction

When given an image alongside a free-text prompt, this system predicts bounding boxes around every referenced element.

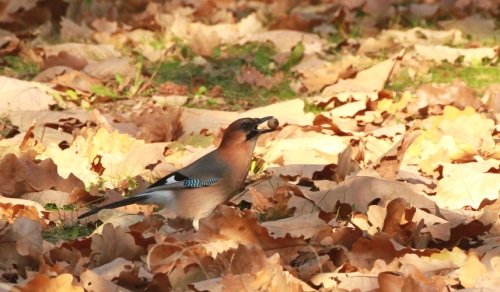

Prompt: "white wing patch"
[143,190,176,208]
[163,175,183,185]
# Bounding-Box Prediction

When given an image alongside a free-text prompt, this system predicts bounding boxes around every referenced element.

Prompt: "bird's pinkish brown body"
[78,117,276,229]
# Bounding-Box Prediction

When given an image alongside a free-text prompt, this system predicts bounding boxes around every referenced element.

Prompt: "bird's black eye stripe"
[241,122,253,130]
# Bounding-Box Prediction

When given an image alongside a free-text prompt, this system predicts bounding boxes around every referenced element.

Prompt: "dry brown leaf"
[89,223,144,268]
[381,198,407,236]
[371,130,420,179]
[0,217,44,276]
[329,100,367,118]
[262,212,328,239]
[262,125,347,165]
[434,166,499,209]
[248,187,275,212]
[84,257,152,290]
[15,273,84,292]
[49,69,103,93]
[311,271,380,291]
[215,254,311,292]
[236,66,283,90]
[83,57,135,81]
[195,206,307,262]
[415,44,497,65]
[41,127,169,187]
[60,17,94,41]
[0,151,86,199]
[292,54,363,92]
[378,265,448,292]
[303,176,436,214]
[0,29,20,55]
[0,201,45,225]
[322,51,403,96]
[21,190,72,208]
[80,269,124,292]
[147,242,213,289]
[336,145,360,182]
[112,105,183,142]
[242,30,323,54]
[43,43,121,63]
[458,251,489,288]
[416,81,482,110]
[189,14,263,56]
[43,51,88,70]
[406,106,498,175]
[0,77,56,113]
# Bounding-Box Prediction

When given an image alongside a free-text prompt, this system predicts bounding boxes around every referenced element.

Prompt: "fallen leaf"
[303,176,436,214]
[0,151,86,198]
[0,77,56,113]
[241,30,323,54]
[15,273,84,292]
[43,51,88,70]
[458,252,489,288]
[89,223,144,268]
[322,51,403,96]
[262,212,328,239]
[434,166,499,209]
[415,44,497,65]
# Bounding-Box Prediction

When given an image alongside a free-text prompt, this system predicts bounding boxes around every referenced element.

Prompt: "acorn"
[267,118,279,130]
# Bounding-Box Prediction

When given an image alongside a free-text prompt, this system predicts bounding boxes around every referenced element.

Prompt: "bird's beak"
[252,116,275,134]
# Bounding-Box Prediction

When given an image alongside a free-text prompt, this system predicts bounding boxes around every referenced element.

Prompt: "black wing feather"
[77,194,150,219]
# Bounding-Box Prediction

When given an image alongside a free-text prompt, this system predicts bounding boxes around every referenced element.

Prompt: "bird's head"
[219,116,276,148]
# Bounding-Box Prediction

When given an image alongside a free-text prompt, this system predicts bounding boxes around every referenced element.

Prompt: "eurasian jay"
[78,116,277,229]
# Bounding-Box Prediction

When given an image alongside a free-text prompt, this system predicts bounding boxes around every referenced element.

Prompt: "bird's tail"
[77,194,150,219]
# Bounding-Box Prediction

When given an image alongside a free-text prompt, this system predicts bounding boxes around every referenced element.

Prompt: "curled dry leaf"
[303,176,436,214]
[42,51,88,70]
[0,150,86,199]
[378,265,448,292]
[0,217,44,277]
[147,242,213,289]
[0,201,45,225]
[371,129,421,179]
[195,206,307,262]
[322,50,403,96]
[112,105,183,143]
[89,223,144,268]
[416,81,482,111]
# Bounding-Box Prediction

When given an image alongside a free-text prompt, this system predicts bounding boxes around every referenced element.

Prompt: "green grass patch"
[303,99,324,114]
[386,68,415,91]
[42,223,95,244]
[42,203,96,243]
[429,63,500,89]
[154,42,300,110]
[387,63,499,92]
[44,203,78,211]
[0,55,39,79]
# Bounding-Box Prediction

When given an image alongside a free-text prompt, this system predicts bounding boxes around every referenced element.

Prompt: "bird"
[77,116,277,229]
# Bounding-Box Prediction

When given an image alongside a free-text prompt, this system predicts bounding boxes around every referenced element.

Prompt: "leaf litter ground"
[0,0,499,291]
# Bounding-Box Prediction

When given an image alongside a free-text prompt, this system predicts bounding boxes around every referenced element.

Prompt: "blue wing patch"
[183,178,218,188]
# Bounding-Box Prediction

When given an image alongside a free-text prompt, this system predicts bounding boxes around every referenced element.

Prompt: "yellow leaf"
[458,252,488,288]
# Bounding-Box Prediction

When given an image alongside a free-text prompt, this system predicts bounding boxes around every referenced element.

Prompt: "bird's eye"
[241,122,252,130]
